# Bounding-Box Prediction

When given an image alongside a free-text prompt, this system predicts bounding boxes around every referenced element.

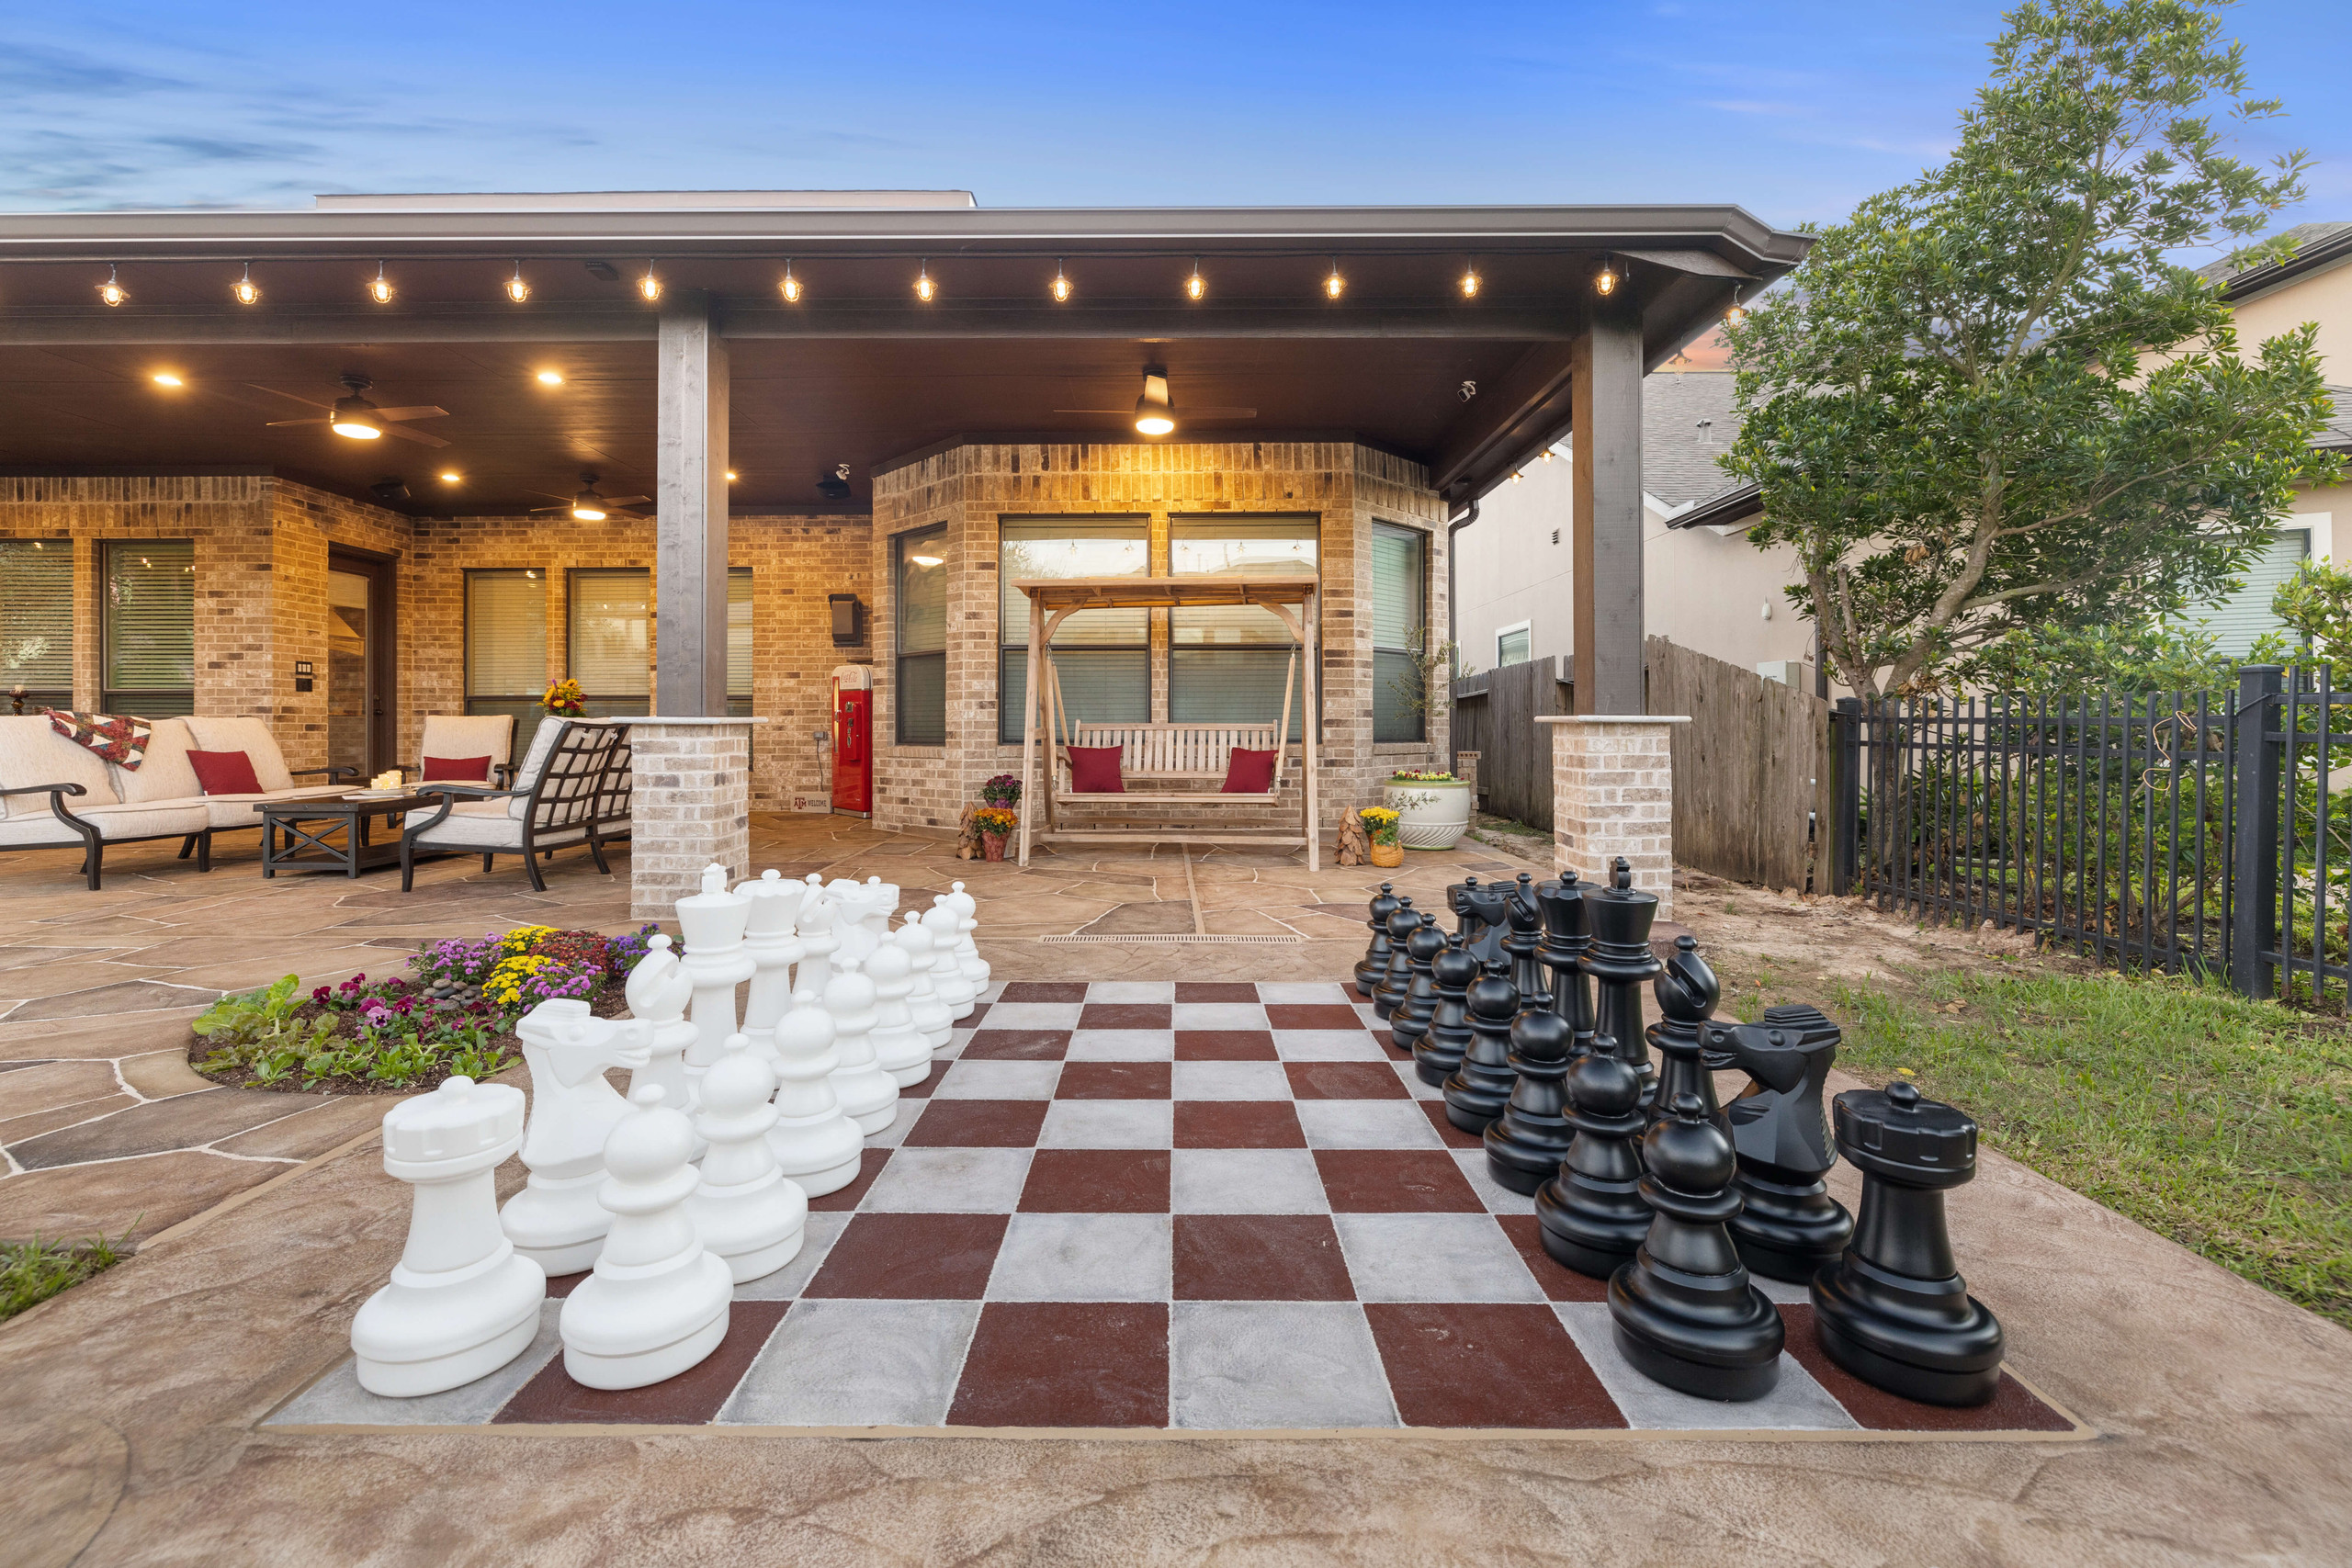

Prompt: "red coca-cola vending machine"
[831,664,873,817]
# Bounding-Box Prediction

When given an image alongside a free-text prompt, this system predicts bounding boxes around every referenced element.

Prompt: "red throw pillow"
[1066,745,1125,794]
[187,750,263,795]
[1222,747,1277,795]
[422,754,493,783]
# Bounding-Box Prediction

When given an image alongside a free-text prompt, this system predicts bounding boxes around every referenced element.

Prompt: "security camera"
[1457,380,1478,402]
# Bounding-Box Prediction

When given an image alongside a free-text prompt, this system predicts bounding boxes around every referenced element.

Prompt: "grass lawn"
[1735,961,2352,1330]
[2,1235,124,1325]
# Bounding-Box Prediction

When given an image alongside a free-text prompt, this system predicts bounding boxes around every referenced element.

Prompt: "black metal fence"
[1830,665,2352,1007]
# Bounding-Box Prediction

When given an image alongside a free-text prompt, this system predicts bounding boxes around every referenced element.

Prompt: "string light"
[1512,470,1524,483]
[368,262,393,304]
[1323,258,1345,300]
[1724,286,1747,325]
[1460,260,1481,299]
[638,263,662,302]
[97,265,126,307]
[1595,256,1620,297]
[505,261,530,303]
[914,260,936,302]
[1185,258,1205,301]
[780,260,802,303]
[1050,259,1071,303]
[232,263,259,305]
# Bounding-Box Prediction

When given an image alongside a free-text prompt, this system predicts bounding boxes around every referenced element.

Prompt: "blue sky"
[3,1,2345,242]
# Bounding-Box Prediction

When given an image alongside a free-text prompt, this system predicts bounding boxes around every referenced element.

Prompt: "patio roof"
[1012,576,1317,611]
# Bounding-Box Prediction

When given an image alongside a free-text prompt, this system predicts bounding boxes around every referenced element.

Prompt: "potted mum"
[980,773,1022,810]
[1381,767,1470,851]
[1359,806,1403,868]
[971,805,1018,862]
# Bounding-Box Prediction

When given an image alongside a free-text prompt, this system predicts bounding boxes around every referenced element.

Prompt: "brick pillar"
[1534,715,1688,919]
[626,717,762,920]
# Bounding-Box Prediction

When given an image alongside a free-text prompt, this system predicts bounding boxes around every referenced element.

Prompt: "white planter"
[1383,779,1472,851]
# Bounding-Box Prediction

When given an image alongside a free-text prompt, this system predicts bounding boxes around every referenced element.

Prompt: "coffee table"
[256,792,443,878]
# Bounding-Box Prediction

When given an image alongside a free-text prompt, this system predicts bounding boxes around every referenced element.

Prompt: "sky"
[2,0,2346,243]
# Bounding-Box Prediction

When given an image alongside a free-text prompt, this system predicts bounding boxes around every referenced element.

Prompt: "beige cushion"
[180,716,295,794]
[412,810,587,852]
[420,714,516,774]
[201,785,358,831]
[117,718,204,805]
[401,798,510,829]
[0,798,209,847]
[0,716,120,816]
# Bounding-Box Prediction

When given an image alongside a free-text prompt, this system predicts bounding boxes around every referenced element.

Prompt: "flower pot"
[1369,840,1404,868]
[980,830,1008,863]
[1382,779,1472,851]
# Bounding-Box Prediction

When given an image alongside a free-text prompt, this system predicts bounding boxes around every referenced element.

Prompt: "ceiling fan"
[256,372,451,446]
[1057,368,1255,436]
[529,472,650,522]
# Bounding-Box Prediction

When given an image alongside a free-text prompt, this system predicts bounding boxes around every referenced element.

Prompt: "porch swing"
[1013,576,1320,870]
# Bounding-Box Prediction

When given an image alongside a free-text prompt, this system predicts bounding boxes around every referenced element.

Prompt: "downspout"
[1445,496,1480,659]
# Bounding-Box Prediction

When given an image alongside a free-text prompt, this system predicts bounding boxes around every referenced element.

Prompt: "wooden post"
[1302,585,1319,872]
[1016,595,1043,865]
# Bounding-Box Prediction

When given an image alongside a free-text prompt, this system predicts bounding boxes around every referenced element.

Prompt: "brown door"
[326,551,396,778]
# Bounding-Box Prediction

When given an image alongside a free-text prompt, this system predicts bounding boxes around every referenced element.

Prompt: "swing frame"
[1013,576,1319,870]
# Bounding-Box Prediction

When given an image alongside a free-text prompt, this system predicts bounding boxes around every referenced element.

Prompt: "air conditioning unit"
[1757,660,1815,689]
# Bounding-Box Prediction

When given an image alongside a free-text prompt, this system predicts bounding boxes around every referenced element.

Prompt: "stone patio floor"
[1,818,2349,1563]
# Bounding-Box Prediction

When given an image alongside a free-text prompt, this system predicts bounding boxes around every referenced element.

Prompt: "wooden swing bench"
[1014,576,1320,870]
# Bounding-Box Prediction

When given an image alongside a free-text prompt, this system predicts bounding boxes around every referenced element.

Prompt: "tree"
[1721,0,2341,700]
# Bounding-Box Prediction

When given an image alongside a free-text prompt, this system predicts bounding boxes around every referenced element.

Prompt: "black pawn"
[1535,871,1596,1055]
[1415,935,1477,1088]
[1608,1091,1785,1402]
[1355,882,1399,998]
[1534,1042,1651,1278]
[1722,1011,1853,1283]
[1442,956,1519,1134]
[1388,919,1448,1057]
[1646,934,1723,1134]
[1581,857,1662,1109]
[1372,899,1419,1020]
[1483,1006,1573,1194]
[1811,1081,2004,1405]
[1503,874,1551,1016]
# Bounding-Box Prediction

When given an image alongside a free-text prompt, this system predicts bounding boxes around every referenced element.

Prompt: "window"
[2204,527,2311,657]
[0,539,73,711]
[569,568,650,716]
[896,525,948,744]
[1170,517,1317,739]
[101,540,193,717]
[1372,522,1429,742]
[465,569,548,725]
[728,567,753,718]
[999,518,1149,742]
[1495,622,1532,669]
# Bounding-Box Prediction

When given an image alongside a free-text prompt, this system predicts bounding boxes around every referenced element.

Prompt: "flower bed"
[188,924,659,1095]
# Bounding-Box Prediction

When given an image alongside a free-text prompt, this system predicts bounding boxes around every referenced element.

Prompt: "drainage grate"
[1038,933,1305,945]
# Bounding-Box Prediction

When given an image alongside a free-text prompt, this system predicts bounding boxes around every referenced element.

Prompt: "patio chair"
[399,714,519,788]
[397,718,628,893]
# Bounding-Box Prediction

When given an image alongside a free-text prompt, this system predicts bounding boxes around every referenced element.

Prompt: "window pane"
[1374,649,1424,744]
[899,651,946,744]
[570,568,650,704]
[1000,519,1148,741]
[1003,649,1148,741]
[0,539,73,700]
[1372,523,1426,651]
[102,541,194,708]
[2201,528,2310,657]
[467,570,548,706]
[1497,626,1531,667]
[899,527,947,657]
[1170,649,1304,739]
[1170,517,1316,648]
[728,568,752,701]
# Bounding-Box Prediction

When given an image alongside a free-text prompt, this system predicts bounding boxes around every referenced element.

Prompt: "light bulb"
[1595,261,1619,297]
[232,263,259,305]
[439,471,461,483]
[368,262,393,304]
[506,262,530,303]
[1724,303,1747,324]
[726,470,738,481]
[1051,260,1071,302]
[98,265,125,307]
[914,261,935,302]
[780,261,802,303]
[1324,260,1344,300]
[638,265,662,302]
[536,369,563,385]
[1460,265,1480,299]
[1186,259,1205,300]
[152,372,183,387]
[572,503,605,522]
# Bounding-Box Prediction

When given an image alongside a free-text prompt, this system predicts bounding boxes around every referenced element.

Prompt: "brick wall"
[1545,716,1682,919]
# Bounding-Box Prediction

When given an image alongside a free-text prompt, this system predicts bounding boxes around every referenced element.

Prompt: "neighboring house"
[1453,366,1819,686]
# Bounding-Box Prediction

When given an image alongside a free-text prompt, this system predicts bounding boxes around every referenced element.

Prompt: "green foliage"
[1962,621,2240,693]
[1724,0,2338,698]
[2,1233,125,1323]
[2254,557,2352,671]
[192,974,512,1091]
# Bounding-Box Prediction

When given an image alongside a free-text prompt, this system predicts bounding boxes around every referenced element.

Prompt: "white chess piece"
[922,900,977,1018]
[560,1085,734,1390]
[623,933,702,1157]
[860,875,899,948]
[898,912,954,1054]
[685,1034,807,1283]
[944,881,989,995]
[865,941,929,1088]
[353,1076,545,1397]
[501,999,654,1275]
[795,887,840,998]
[766,989,865,1195]
[738,870,808,1065]
[675,863,753,1096]
[823,954,899,1135]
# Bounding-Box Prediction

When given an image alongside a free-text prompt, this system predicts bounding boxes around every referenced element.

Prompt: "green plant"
[2,1232,126,1323]
[980,773,1022,808]
[1386,626,1471,725]
[1359,806,1399,846]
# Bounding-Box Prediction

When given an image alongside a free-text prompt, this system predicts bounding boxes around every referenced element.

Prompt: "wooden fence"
[1449,655,1571,830]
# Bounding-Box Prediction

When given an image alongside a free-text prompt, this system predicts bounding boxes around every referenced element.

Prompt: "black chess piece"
[1581,857,1662,1108]
[1535,871,1596,1056]
[1608,1090,1786,1402]
[1646,935,1724,1134]
[1503,874,1551,1016]
[1719,1013,1854,1283]
[1372,899,1420,1020]
[1534,1040,1651,1277]
[1810,1081,2004,1405]
[1355,882,1400,998]
[1416,934,1477,1087]
[1389,919,1448,1057]
[1442,955,1519,1134]
[1483,1003,1573,1195]
[1449,875,1510,966]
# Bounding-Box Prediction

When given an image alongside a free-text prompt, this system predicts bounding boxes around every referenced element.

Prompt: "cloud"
[0,40,188,96]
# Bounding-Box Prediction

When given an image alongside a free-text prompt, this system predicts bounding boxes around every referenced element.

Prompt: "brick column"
[626,717,763,921]
[1534,715,1689,919]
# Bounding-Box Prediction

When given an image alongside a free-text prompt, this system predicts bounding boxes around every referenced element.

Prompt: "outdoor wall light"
[1186,258,1205,300]
[1051,259,1072,303]
[780,260,803,303]
[368,262,394,305]
[1460,261,1481,299]
[506,262,531,303]
[1134,370,1177,436]
[97,265,126,307]
[233,263,260,305]
[1595,257,1620,297]
[638,264,662,302]
[1323,259,1345,300]
[914,260,936,302]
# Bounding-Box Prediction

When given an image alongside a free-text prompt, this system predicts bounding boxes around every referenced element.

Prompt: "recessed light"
[726,470,738,481]
[536,369,563,385]
[152,372,184,387]
[439,471,461,483]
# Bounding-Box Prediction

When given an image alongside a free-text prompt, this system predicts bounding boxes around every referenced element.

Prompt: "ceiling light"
[910,553,944,567]
[1595,257,1620,297]
[506,261,530,303]
[638,264,662,302]
[1134,369,1177,437]
[1460,261,1481,299]
[97,265,126,307]
[1051,259,1072,303]
[572,502,605,522]
[780,260,802,303]
[439,471,461,483]
[1186,258,1205,301]
[329,391,384,440]
[232,263,259,305]
[914,260,935,303]
[152,372,183,387]
[536,369,563,385]
[1324,259,1345,300]
[368,262,393,305]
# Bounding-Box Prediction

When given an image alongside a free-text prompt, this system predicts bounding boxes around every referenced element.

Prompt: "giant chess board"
[272,981,2086,1438]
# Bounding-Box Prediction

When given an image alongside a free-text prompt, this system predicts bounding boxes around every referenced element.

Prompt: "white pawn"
[560,1086,733,1390]
[353,1077,545,1396]
[898,913,954,1055]
[865,942,929,1088]
[945,881,990,995]
[767,989,865,1195]
[685,1034,807,1283]
[738,870,807,1065]
[824,955,899,1135]
[623,933,702,1157]
[922,900,977,1018]
[795,888,841,998]
[675,863,753,1095]
[502,999,653,1275]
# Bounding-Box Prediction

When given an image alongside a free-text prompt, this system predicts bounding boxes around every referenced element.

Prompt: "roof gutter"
[1663,481,1764,532]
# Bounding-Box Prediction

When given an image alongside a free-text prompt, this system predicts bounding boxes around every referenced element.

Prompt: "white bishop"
[897,912,954,1054]
[738,869,807,1065]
